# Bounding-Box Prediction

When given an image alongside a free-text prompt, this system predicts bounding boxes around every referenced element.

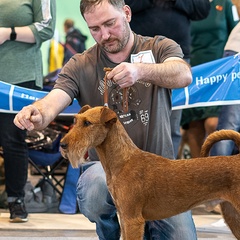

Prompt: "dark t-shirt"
[54,34,183,159]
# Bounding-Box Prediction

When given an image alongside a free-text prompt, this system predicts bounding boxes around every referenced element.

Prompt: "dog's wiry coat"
[60,105,240,240]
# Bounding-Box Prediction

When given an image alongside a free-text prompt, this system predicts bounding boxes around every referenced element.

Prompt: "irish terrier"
[60,105,240,240]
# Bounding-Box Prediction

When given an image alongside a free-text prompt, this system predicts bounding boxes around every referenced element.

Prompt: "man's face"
[84,1,131,54]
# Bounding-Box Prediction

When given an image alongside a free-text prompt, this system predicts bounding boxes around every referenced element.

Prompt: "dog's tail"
[220,201,240,239]
[200,129,240,157]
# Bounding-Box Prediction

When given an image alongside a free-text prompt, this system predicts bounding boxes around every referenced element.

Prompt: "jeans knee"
[77,172,112,221]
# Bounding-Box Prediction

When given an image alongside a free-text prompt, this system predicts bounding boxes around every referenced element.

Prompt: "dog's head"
[60,105,117,168]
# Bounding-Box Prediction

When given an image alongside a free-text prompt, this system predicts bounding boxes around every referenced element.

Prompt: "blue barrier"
[172,54,240,110]
[1,54,239,114]
[0,81,80,115]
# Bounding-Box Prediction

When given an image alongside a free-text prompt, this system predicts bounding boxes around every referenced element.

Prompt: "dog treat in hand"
[103,67,113,72]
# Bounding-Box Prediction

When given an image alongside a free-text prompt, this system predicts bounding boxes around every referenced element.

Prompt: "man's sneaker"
[8,198,28,223]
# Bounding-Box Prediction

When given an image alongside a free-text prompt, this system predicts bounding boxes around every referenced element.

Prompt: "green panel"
[42,0,95,76]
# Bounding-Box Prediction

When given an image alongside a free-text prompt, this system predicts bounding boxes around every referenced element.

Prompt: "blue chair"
[27,127,67,196]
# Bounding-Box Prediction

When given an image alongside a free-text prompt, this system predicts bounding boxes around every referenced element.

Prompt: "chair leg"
[28,158,66,196]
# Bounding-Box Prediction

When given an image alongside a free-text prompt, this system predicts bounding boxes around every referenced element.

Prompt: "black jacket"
[125,0,211,59]
[63,28,87,65]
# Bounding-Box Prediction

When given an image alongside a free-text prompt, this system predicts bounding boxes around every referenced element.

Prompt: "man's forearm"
[32,89,72,130]
[137,59,192,89]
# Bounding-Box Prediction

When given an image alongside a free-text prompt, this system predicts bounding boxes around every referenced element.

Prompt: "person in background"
[210,22,240,157]
[14,0,197,239]
[205,21,240,214]
[0,0,56,222]
[63,18,87,65]
[181,0,239,158]
[124,0,211,160]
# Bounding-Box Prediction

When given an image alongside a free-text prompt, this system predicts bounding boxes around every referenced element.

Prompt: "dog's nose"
[60,142,68,149]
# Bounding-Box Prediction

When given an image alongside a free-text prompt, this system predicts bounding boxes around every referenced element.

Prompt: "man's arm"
[14,89,72,131]
[107,57,192,89]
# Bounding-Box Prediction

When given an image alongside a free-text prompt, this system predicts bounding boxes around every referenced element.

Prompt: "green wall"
[42,0,95,75]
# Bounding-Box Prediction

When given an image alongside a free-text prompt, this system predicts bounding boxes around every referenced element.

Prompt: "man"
[14,0,197,238]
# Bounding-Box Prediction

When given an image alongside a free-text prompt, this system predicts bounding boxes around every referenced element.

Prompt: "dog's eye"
[83,120,92,127]
[73,117,77,124]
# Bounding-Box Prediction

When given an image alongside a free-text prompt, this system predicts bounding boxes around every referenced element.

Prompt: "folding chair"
[28,151,66,196]
[26,126,67,196]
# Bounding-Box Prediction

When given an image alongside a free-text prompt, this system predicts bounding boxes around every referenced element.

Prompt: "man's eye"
[91,27,99,32]
[106,20,115,27]
[84,120,92,126]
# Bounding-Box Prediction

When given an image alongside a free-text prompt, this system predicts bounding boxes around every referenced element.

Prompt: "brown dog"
[60,105,240,240]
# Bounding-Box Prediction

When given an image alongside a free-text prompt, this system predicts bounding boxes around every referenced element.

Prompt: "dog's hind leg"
[220,201,240,239]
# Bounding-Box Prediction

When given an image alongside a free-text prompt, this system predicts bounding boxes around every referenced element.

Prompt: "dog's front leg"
[119,214,145,240]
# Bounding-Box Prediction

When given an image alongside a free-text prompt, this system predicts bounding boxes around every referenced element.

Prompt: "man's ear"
[100,107,117,127]
[79,105,91,114]
[124,5,132,22]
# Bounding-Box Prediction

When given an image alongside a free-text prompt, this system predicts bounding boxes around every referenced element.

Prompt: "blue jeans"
[210,104,240,156]
[77,161,197,240]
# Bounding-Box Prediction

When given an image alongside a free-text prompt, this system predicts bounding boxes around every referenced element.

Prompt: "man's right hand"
[14,104,43,131]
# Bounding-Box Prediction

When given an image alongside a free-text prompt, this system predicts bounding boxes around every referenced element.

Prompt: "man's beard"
[101,21,130,54]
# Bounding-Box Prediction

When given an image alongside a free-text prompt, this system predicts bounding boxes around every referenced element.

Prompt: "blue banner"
[172,54,240,110]
[0,82,80,115]
[0,54,239,114]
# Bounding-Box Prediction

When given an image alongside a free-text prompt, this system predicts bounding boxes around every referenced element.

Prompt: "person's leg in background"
[186,120,205,158]
[0,81,40,222]
[186,116,218,158]
[0,113,28,222]
[210,104,240,156]
[204,116,219,136]
[77,161,197,240]
[181,106,221,158]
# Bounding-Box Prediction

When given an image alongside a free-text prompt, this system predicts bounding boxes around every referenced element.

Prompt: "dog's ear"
[79,105,91,114]
[100,107,117,127]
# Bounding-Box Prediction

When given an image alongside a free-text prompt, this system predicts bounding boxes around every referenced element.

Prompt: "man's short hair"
[80,0,125,16]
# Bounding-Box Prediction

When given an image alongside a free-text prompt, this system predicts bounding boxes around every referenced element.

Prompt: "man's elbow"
[184,72,193,87]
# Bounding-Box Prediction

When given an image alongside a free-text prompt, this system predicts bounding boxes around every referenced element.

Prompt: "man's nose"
[101,27,110,40]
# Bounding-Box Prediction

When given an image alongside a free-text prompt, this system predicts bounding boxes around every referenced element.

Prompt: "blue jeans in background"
[77,161,197,240]
[210,104,240,156]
